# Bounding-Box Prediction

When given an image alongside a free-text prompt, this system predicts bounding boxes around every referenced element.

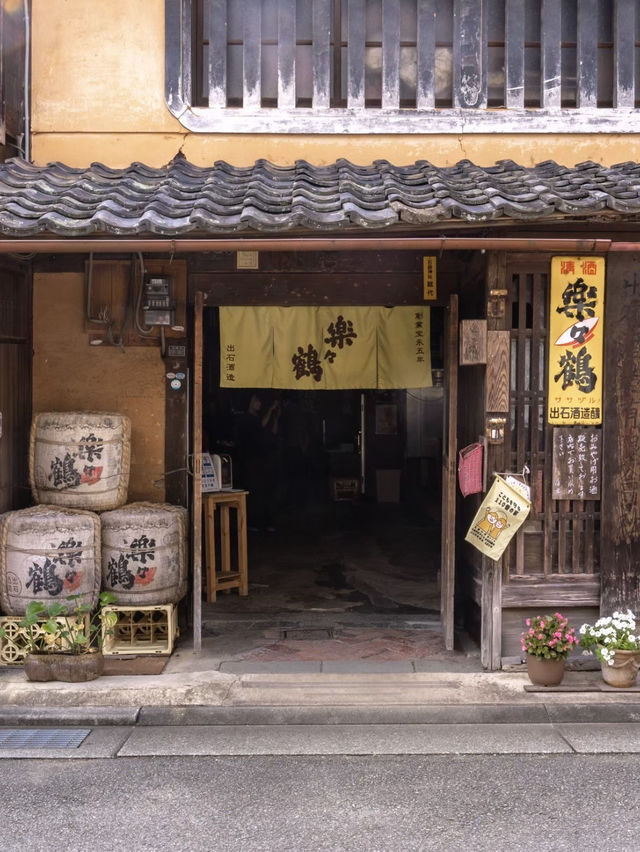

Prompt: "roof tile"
[0,156,639,237]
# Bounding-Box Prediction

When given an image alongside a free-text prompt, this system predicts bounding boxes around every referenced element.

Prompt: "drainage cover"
[280,628,334,640]
[0,729,90,749]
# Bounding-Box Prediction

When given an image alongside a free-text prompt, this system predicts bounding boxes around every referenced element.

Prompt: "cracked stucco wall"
[30,0,640,169]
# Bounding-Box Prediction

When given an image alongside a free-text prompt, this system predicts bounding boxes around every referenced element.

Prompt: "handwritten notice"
[552,428,601,500]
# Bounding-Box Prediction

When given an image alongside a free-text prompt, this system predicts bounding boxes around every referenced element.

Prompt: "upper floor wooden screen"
[166,0,640,133]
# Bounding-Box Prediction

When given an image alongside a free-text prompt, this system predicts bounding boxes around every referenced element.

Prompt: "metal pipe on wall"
[0,236,624,254]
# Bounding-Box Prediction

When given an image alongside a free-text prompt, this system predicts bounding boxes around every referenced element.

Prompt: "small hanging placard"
[552,428,601,500]
[465,474,531,562]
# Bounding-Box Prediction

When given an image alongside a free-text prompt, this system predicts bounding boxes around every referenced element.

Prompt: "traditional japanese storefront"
[1,152,640,668]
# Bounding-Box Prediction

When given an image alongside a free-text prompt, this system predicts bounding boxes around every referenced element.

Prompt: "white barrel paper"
[465,475,531,562]
[0,506,101,615]
[100,502,188,605]
[30,412,131,511]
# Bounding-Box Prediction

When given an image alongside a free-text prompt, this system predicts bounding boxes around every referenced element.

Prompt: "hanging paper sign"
[465,475,531,562]
[547,257,605,426]
[272,306,378,390]
[220,307,431,390]
[378,306,432,390]
[219,306,274,388]
[423,256,437,300]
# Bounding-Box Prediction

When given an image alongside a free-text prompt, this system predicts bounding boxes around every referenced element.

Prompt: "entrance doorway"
[194,303,474,667]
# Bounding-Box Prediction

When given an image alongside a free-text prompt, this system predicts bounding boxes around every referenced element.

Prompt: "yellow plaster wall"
[31,0,640,169]
[33,273,166,503]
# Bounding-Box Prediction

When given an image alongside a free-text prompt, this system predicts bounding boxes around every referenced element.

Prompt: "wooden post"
[441,294,459,651]
[192,291,204,652]
[601,253,640,614]
[481,252,506,670]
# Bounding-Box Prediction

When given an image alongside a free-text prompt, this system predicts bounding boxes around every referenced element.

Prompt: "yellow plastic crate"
[101,604,177,656]
[0,614,89,666]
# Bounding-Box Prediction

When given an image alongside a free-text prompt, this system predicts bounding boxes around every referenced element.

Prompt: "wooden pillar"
[191,291,204,652]
[601,253,640,614]
[481,252,507,670]
[441,294,459,651]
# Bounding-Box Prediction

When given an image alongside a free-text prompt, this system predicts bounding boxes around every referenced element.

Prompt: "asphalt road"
[1,733,640,851]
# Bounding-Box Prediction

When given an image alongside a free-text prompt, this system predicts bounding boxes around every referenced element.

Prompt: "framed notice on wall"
[547,257,605,426]
[552,428,601,500]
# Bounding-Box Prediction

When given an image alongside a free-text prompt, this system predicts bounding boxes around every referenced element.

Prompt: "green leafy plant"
[0,592,118,656]
[521,612,579,660]
[579,610,639,664]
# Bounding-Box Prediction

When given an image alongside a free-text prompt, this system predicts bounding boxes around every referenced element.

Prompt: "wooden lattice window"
[506,264,600,579]
[166,0,640,133]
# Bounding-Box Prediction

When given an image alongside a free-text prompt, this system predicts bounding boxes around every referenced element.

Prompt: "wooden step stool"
[203,490,249,602]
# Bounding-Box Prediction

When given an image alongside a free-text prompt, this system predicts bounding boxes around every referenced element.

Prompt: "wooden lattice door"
[505,260,600,582]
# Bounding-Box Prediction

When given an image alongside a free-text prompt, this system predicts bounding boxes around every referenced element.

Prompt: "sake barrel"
[0,506,101,615]
[100,503,187,605]
[30,412,131,511]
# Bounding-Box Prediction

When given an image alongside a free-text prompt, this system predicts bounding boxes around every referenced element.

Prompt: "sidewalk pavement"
[1,639,639,727]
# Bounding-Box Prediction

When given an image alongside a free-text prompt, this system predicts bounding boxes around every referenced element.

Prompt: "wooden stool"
[203,490,249,602]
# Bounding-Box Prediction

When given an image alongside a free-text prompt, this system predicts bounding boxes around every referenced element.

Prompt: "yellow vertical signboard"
[423,256,437,300]
[547,257,605,426]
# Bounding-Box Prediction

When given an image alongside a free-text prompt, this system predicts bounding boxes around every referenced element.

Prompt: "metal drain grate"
[0,729,90,749]
[280,628,334,640]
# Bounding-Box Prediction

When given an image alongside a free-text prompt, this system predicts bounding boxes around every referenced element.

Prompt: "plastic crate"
[101,604,177,656]
[0,614,89,666]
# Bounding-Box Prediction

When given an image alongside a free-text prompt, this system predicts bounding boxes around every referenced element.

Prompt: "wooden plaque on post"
[486,330,510,413]
[460,319,487,365]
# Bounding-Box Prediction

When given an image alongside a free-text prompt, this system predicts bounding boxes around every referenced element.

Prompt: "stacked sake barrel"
[100,503,188,605]
[0,412,187,618]
[0,506,101,614]
[30,411,131,511]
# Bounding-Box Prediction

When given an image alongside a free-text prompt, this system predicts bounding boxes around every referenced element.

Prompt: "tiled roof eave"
[1,156,640,238]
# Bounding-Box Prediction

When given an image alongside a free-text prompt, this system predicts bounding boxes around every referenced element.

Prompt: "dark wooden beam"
[540,0,562,109]
[278,0,296,109]
[453,0,486,109]
[312,0,331,108]
[614,0,635,108]
[208,0,228,108]
[505,0,524,109]
[347,0,366,108]
[416,0,436,109]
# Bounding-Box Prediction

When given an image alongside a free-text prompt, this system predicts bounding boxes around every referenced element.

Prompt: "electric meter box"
[142,274,175,326]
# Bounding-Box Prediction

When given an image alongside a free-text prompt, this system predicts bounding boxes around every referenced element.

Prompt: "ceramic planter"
[600,649,640,688]
[24,651,104,682]
[526,654,566,686]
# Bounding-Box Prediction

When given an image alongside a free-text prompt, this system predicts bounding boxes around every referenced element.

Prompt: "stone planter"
[600,649,640,688]
[526,654,566,686]
[24,651,104,682]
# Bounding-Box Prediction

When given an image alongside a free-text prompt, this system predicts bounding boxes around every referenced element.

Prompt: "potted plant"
[0,592,118,682]
[521,612,579,685]
[579,610,640,688]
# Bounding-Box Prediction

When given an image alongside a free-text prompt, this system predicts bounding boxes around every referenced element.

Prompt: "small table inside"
[202,490,249,602]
